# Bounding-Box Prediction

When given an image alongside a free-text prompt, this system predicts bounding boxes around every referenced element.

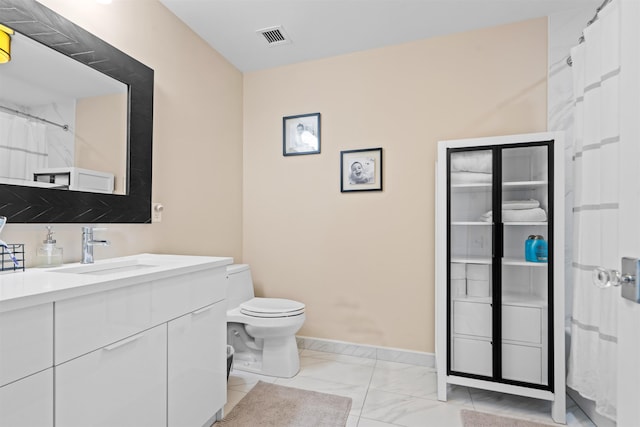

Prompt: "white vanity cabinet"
[435,132,565,423]
[0,254,232,427]
[53,263,229,427]
[0,303,54,427]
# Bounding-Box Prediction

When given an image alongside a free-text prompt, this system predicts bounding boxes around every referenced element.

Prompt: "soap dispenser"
[37,225,63,267]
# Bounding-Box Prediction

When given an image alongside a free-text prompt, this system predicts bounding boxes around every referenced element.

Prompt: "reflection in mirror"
[0,31,128,194]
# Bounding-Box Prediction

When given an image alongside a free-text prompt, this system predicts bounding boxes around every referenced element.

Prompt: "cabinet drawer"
[453,301,492,337]
[55,267,227,364]
[152,267,226,324]
[55,282,153,364]
[0,303,53,385]
[502,343,542,384]
[0,368,53,427]
[56,324,167,427]
[502,305,541,344]
[452,337,492,376]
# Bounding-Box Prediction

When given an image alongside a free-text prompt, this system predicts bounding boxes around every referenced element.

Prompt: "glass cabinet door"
[500,144,551,387]
[448,148,494,378]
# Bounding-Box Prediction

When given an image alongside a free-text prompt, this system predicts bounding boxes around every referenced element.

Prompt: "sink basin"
[52,259,159,276]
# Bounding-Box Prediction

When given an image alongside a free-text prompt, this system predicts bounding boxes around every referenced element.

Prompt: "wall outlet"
[152,203,163,223]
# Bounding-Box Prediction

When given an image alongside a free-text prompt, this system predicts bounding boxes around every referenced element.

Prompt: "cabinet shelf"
[503,222,547,226]
[451,256,492,264]
[452,181,547,190]
[451,183,492,190]
[451,293,547,308]
[502,258,548,267]
[503,293,547,308]
[452,221,547,226]
[503,180,548,189]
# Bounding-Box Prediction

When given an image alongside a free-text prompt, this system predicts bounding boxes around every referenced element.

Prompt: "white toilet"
[226,264,305,378]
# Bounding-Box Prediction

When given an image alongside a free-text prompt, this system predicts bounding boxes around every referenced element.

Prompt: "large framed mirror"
[0,0,153,223]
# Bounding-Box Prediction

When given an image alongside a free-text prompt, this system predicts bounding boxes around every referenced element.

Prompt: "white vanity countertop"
[0,253,233,313]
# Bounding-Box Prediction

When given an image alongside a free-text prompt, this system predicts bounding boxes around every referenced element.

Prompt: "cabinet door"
[0,368,53,427]
[0,303,53,386]
[500,144,550,387]
[168,302,226,427]
[55,324,167,427]
[55,282,153,364]
[448,148,494,378]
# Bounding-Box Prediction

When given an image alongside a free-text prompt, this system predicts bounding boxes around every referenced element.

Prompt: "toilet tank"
[226,264,256,310]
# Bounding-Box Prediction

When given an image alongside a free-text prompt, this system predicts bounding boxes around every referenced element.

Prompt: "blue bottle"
[525,235,537,262]
[525,235,548,262]
[534,237,548,262]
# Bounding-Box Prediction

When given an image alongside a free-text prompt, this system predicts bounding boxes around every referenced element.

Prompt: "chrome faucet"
[81,227,110,264]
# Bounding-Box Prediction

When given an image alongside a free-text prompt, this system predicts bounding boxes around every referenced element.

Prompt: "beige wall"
[1,2,547,355]
[75,93,127,194]
[243,18,548,353]
[1,0,243,265]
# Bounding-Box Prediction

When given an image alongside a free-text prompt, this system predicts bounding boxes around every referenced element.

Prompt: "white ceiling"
[159,0,600,73]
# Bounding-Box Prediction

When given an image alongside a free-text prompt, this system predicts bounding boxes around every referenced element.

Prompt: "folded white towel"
[480,207,547,222]
[502,199,540,210]
[451,151,492,173]
[467,264,490,280]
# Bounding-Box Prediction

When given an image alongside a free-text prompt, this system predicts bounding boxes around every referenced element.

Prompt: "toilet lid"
[240,298,305,318]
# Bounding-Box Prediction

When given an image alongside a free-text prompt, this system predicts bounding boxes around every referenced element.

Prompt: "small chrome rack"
[0,243,25,273]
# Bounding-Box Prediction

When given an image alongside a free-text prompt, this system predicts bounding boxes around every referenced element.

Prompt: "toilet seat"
[240,298,305,318]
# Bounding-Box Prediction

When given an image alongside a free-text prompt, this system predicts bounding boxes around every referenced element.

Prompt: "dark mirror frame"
[0,0,153,223]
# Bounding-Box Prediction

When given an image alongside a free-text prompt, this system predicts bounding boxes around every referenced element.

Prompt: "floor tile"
[468,388,557,424]
[298,354,375,387]
[424,384,473,406]
[361,389,464,427]
[369,361,438,399]
[357,417,404,427]
[225,351,597,426]
[301,349,377,367]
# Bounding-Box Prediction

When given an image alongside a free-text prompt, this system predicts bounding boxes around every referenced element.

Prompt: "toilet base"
[231,335,300,378]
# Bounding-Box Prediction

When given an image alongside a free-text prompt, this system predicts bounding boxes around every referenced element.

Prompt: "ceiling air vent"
[256,26,291,46]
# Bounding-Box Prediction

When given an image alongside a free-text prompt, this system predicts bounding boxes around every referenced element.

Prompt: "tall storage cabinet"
[435,132,565,423]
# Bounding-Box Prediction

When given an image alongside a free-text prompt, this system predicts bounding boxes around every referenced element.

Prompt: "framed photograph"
[340,148,383,192]
[283,112,321,156]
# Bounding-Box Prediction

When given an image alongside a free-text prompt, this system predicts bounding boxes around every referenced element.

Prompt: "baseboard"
[296,336,435,368]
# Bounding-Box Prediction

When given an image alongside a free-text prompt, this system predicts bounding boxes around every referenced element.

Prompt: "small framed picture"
[340,147,383,192]
[283,113,321,156]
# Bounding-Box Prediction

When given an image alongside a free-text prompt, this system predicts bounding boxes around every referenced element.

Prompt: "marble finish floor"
[225,349,597,427]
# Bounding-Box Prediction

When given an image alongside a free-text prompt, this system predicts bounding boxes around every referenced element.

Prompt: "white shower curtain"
[567,0,619,421]
[0,110,48,182]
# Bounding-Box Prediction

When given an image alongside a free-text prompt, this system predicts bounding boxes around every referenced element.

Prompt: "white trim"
[447,375,555,401]
[296,336,435,368]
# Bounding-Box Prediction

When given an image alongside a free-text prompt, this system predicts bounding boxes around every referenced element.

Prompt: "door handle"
[103,333,142,351]
[593,257,640,303]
